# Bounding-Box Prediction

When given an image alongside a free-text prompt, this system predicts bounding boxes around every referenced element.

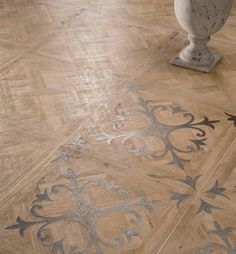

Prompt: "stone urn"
[171,0,233,72]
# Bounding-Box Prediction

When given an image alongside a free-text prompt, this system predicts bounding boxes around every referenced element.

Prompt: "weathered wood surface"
[0,1,236,253]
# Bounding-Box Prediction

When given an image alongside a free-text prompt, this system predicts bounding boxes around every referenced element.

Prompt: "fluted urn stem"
[171,0,233,73]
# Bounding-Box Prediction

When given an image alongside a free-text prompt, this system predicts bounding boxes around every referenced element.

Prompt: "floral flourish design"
[225,112,236,127]
[6,168,159,254]
[170,176,230,214]
[52,135,86,162]
[96,97,220,169]
[127,84,146,93]
[196,221,236,253]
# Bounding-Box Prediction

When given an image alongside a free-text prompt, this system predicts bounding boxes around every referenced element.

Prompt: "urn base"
[170,53,221,73]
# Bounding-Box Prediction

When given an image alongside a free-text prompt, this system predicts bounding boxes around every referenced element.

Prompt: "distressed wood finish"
[0,1,236,254]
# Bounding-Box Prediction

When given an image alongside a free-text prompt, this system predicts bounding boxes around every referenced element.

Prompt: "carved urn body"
[171,0,233,72]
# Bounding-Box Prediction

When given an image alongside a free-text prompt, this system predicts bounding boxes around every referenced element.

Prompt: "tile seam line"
[0,7,87,75]
[154,135,236,254]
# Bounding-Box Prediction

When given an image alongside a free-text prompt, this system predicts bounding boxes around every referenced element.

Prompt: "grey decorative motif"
[206,180,230,200]
[170,191,192,209]
[179,175,200,190]
[120,227,139,241]
[51,150,80,162]
[33,188,52,203]
[69,134,86,147]
[225,112,236,127]
[127,84,146,93]
[195,221,236,254]
[196,199,222,214]
[96,97,220,169]
[6,169,159,254]
[51,135,86,163]
[170,177,229,214]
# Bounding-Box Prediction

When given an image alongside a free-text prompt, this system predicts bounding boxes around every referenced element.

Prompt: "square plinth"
[170,53,221,73]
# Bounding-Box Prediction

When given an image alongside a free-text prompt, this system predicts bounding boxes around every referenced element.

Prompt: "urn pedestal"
[171,0,233,73]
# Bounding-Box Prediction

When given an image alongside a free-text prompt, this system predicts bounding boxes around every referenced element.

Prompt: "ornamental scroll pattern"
[196,221,236,254]
[96,97,220,169]
[170,175,231,214]
[6,168,159,254]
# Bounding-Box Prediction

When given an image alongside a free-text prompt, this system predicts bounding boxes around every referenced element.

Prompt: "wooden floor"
[0,0,236,253]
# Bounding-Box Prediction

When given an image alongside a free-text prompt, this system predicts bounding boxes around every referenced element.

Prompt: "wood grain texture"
[0,0,236,253]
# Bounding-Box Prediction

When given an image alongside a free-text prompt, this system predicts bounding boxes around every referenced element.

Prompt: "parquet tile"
[151,140,236,254]
[0,121,55,194]
[0,0,235,253]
